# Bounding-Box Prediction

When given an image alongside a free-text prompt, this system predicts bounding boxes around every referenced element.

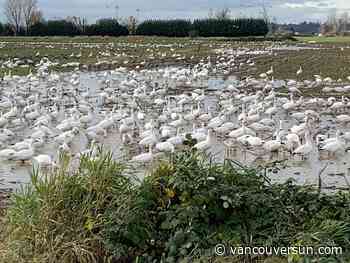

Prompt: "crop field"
[0,36,226,75]
[296,36,350,44]
[1,36,350,81]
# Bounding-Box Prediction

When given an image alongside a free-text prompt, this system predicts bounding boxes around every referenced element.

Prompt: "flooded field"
[2,11,350,262]
[1,47,350,193]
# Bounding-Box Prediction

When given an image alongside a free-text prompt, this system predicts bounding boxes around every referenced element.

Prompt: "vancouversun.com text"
[213,245,343,257]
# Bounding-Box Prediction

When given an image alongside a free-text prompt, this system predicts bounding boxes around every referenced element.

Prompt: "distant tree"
[46,19,80,36]
[326,9,338,33]
[30,8,43,24]
[127,16,137,34]
[92,18,128,36]
[4,0,22,35]
[29,20,47,36]
[339,12,349,33]
[0,22,4,35]
[208,8,214,19]
[271,17,278,34]
[3,23,15,35]
[260,2,270,26]
[215,7,231,20]
[22,0,38,34]
[68,16,88,34]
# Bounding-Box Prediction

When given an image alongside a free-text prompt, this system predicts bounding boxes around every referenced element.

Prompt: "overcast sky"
[1,0,349,23]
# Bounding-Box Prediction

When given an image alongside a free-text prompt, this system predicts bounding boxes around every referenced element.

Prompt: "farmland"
[0,35,350,262]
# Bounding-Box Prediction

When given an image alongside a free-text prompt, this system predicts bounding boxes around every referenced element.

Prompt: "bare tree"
[4,0,23,35]
[259,1,272,34]
[30,8,43,24]
[22,0,38,34]
[340,12,349,33]
[215,7,231,20]
[271,16,278,34]
[326,9,338,34]
[70,16,88,33]
[127,16,137,34]
[208,8,214,19]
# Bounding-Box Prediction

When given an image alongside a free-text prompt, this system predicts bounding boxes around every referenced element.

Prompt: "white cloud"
[283,1,335,9]
[335,0,350,9]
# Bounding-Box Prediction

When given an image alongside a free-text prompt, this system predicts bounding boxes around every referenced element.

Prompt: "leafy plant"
[2,150,350,263]
[1,151,133,263]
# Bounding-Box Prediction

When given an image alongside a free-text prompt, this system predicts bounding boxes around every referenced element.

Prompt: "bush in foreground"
[1,153,133,262]
[1,150,350,262]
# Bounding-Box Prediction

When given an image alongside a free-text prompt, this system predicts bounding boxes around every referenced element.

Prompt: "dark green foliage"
[0,23,4,36]
[46,20,81,36]
[1,152,134,262]
[1,23,15,36]
[86,19,129,36]
[29,21,48,36]
[103,151,350,262]
[4,17,267,37]
[136,19,192,37]
[192,18,268,37]
[2,151,350,263]
[136,18,268,38]
[27,19,128,37]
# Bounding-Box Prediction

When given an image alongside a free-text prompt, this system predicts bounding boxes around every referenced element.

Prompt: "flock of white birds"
[0,45,350,188]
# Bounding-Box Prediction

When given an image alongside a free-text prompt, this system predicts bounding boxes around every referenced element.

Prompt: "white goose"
[320,131,346,158]
[263,133,283,154]
[132,146,154,164]
[167,127,184,146]
[12,145,35,163]
[194,129,217,151]
[139,129,159,148]
[155,141,175,153]
[296,66,303,76]
[32,154,56,169]
[293,129,313,160]
[0,148,16,160]
[229,121,256,138]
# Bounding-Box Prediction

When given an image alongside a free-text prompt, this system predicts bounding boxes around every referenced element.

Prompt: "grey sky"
[0,0,348,23]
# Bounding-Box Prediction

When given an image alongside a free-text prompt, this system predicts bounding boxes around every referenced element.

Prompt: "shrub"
[136,19,192,37]
[135,18,268,38]
[86,19,129,36]
[1,24,15,36]
[2,150,350,262]
[46,20,81,36]
[103,151,350,262]
[1,152,133,262]
[189,30,199,38]
[192,18,268,37]
[29,21,48,36]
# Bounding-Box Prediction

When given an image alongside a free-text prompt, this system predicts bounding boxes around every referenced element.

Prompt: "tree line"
[2,0,268,37]
[129,18,268,38]
[322,11,350,35]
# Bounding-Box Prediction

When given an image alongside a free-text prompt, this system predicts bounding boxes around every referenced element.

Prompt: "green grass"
[0,151,134,263]
[296,36,350,44]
